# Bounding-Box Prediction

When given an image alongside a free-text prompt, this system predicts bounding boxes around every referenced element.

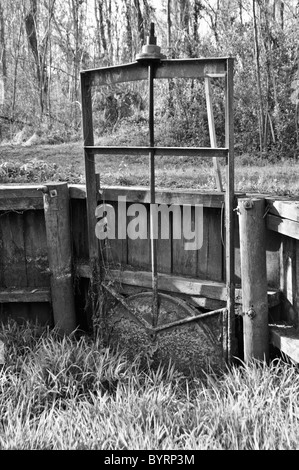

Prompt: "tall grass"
[0,320,299,450]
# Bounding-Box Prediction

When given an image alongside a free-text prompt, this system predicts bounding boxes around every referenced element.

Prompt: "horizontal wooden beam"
[270,324,299,363]
[155,59,227,80]
[81,58,228,86]
[0,287,51,303]
[69,185,245,207]
[84,146,228,158]
[267,214,299,240]
[266,198,299,223]
[100,186,228,207]
[76,264,280,307]
[0,185,45,210]
[81,62,148,86]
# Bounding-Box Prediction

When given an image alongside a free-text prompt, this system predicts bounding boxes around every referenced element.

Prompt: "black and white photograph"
[0,0,298,452]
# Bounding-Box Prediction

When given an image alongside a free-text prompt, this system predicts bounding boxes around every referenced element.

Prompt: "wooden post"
[225,58,235,363]
[238,197,269,362]
[43,183,76,335]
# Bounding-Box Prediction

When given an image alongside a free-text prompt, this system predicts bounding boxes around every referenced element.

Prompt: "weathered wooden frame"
[80,57,235,362]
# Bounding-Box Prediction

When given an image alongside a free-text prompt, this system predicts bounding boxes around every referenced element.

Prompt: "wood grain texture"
[43,183,76,334]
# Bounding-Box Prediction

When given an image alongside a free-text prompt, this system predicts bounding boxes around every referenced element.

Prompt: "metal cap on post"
[136,23,166,62]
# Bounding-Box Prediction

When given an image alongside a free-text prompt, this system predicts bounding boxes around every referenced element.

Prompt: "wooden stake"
[238,197,269,362]
[43,183,76,335]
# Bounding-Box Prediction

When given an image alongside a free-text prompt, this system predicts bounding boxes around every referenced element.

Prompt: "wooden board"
[23,210,49,287]
[83,58,228,87]
[267,214,299,240]
[127,202,151,270]
[0,287,50,302]
[270,324,299,363]
[103,200,128,266]
[0,212,27,287]
[266,198,299,223]
[71,198,89,261]
[0,185,44,210]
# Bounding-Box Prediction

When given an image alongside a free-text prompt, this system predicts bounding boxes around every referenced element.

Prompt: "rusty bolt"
[246,306,256,319]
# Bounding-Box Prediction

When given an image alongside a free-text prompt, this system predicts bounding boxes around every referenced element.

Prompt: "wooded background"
[0,0,298,159]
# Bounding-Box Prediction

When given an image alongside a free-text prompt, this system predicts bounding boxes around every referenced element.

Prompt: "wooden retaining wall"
[0,184,298,337]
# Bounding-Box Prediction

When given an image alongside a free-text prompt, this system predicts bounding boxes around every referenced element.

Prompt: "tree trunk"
[25,0,50,117]
[0,1,7,80]
[95,0,107,58]
[253,0,264,155]
[133,0,144,47]
[124,0,133,61]
[167,0,171,53]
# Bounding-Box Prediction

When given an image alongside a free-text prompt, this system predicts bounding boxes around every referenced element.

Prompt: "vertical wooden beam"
[238,197,269,362]
[43,183,76,335]
[225,58,235,363]
[80,71,98,262]
[80,71,102,333]
[205,76,223,192]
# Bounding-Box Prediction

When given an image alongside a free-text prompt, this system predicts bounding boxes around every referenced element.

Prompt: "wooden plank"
[85,146,228,158]
[43,183,76,334]
[198,208,223,282]
[0,185,45,209]
[265,229,281,289]
[0,287,51,303]
[109,270,228,300]
[267,214,299,240]
[69,184,246,208]
[279,235,298,326]
[0,185,46,198]
[76,262,280,305]
[23,210,49,287]
[172,205,198,277]
[71,198,89,261]
[155,58,227,79]
[127,202,151,270]
[156,209,172,274]
[0,198,44,210]
[205,76,223,192]
[270,324,299,363]
[82,62,148,86]
[101,186,233,207]
[266,198,299,223]
[102,199,128,266]
[0,212,27,287]
[83,58,228,87]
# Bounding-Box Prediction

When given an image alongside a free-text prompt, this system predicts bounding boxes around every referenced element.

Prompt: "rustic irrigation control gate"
[80,24,235,374]
[0,26,299,372]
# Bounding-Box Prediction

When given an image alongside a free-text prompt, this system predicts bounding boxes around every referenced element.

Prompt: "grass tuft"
[0,320,299,449]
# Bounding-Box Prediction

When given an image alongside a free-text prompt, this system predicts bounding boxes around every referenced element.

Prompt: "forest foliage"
[0,0,298,159]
